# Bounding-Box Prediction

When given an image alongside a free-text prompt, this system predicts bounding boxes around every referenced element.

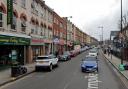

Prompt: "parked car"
[70,50,76,57]
[58,51,71,61]
[35,54,58,71]
[81,56,99,72]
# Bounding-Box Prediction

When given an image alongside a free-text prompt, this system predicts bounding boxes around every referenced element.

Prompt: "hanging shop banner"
[0,35,30,45]
[7,0,13,25]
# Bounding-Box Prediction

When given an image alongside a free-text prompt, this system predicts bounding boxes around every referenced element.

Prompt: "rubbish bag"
[119,64,125,71]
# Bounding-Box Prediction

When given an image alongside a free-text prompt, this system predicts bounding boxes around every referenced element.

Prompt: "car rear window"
[37,57,49,60]
[90,50,96,53]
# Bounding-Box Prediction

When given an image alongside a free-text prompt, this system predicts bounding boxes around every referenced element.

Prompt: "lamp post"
[98,26,104,45]
[120,0,123,64]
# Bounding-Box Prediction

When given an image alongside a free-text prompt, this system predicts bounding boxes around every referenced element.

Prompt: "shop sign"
[53,38,59,44]
[44,39,52,43]
[7,0,13,25]
[0,35,30,45]
[31,38,45,45]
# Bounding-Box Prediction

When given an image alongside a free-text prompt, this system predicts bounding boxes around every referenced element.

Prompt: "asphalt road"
[1,50,127,89]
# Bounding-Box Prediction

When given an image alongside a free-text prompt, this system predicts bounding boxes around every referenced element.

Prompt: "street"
[1,50,127,89]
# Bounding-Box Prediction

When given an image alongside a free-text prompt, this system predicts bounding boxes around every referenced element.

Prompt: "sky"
[44,0,128,41]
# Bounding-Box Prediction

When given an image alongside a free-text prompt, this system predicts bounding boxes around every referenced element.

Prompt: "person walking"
[107,47,111,56]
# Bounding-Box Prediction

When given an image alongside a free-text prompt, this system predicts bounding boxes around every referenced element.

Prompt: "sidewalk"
[0,63,35,87]
[102,51,128,80]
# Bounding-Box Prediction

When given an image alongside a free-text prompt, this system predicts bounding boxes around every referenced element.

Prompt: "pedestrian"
[55,51,58,57]
[107,47,111,56]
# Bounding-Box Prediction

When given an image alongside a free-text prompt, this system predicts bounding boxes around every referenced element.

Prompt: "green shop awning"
[0,35,30,45]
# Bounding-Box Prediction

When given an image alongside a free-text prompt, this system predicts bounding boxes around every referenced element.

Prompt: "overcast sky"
[44,0,128,40]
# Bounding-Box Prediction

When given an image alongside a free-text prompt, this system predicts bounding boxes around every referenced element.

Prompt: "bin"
[11,66,20,77]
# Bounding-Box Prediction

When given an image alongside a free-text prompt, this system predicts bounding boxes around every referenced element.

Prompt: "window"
[0,7,4,28]
[31,0,35,9]
[41,13,44,18]
[21,0,26,8]
[31,29,34,34]
[35,9,38,16]
[13,0,17,4]
[11,13,17,30]
[41,27,44,36]
[35,26,38,34]
[21,20,26,33]
[0,12,3,27]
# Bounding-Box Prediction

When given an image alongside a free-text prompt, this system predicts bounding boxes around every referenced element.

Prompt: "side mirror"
[97,59,99,61]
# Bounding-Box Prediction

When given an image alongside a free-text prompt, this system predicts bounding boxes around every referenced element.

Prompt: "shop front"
[0,34,30,68]
[59,39,65,54]
[30,37,45,61]
[44,39,52,55]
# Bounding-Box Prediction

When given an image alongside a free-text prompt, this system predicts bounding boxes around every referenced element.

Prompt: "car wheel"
[97,68,98,72]
[49,64,53,71]
[56,63,59,67]
[81,69,84,72]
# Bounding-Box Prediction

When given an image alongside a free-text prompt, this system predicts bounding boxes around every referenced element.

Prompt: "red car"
[70,50,78,57]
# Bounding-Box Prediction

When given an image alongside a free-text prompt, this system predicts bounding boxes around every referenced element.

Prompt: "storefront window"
[21,0,26,8]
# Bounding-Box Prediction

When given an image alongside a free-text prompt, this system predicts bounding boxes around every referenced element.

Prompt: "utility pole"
[98,26,103,45]
[120,0,123,64]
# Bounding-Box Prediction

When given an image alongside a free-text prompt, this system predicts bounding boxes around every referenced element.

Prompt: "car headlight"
[81,64,86,67]
[93,65,97,68]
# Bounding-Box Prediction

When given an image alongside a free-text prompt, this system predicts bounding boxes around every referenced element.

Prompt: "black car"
[58,51,71,61]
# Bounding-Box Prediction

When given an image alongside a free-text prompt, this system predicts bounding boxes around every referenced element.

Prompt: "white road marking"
[87,73,102,89]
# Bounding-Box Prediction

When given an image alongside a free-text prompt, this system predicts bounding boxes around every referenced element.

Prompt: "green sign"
[0,35,30,45]
[7,0,13,25]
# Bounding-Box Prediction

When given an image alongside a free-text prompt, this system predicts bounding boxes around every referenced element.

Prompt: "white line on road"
[87,73,102,89]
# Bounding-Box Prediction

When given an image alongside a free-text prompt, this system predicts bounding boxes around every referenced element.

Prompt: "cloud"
[45,0,128,40]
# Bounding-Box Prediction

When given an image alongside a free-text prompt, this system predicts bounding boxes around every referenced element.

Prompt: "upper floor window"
[21,0,26,8]
[35,26,38,34]
[11,13,17,30]
[31,28,34,34]
[21,20,26,33]
[13,0,17,4]
[0,8,3,27]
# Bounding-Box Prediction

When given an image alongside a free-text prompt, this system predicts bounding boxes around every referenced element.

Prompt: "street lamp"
[98,26,104,45]
[120,0,123,64]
